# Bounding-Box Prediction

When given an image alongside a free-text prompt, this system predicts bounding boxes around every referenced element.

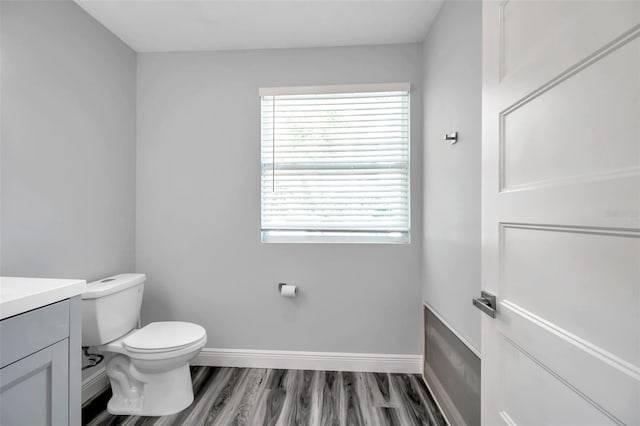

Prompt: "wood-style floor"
[83,366,446,426]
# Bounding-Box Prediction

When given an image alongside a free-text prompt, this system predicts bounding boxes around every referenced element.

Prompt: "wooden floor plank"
[319,371,340,426]
[183,367,236,426]
[342,372,366,426]
[307,370,325,426]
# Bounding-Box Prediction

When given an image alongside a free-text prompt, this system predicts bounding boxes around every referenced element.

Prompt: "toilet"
[81,273,207,416]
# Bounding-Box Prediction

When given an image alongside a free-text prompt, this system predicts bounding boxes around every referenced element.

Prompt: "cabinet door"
[0,340,69,426]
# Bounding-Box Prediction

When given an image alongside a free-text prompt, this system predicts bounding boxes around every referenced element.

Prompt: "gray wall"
[422,0,482,351]
[1,1,136,282]
[136,44,424,354]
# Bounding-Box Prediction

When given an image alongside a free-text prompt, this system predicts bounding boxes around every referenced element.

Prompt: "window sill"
[261,230,410,244]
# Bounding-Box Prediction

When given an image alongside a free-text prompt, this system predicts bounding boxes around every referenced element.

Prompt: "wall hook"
[444,132,458,144]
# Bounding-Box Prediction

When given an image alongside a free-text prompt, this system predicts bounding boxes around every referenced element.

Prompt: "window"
[260,83,410,243]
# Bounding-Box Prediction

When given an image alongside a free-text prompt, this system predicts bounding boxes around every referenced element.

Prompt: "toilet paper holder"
[278,282,298,298]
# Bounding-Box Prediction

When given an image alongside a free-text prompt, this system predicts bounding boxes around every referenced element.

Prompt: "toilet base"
[105,354,195,416]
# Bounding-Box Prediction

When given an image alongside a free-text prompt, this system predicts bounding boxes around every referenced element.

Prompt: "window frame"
[259,83,411,244]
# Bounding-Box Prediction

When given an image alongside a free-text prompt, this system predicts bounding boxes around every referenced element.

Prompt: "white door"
[481,1,640,425]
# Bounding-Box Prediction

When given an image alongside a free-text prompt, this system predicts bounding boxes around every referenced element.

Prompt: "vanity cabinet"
[0,296,82,426]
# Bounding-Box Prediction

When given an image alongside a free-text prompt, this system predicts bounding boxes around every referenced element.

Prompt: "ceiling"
[74,0,444,53]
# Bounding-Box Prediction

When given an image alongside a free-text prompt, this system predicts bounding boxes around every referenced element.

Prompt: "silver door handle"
[473,291,497,318]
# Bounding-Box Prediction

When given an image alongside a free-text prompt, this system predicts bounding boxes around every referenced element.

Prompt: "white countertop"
[0,277,87,320]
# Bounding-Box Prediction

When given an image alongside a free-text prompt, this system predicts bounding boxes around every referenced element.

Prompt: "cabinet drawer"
[0,300,69,368]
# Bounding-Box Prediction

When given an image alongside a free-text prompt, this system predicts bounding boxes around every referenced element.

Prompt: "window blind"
[260,85,410,243]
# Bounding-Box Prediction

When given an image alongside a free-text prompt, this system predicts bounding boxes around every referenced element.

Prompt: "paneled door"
[481,1,640,425]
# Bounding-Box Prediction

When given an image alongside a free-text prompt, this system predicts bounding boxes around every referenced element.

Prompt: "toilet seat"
[123,321,207,354]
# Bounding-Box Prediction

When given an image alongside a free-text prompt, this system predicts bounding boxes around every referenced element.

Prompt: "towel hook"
[444,132,458,144]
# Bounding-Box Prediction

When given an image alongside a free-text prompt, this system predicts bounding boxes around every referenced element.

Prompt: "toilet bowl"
[98,322,207,416]
[82,274,207,416]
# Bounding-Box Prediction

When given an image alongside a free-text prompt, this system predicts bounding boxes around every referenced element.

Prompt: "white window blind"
[260,84,410,243]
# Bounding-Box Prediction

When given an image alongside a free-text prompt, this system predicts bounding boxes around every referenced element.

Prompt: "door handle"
[473,291,497,318]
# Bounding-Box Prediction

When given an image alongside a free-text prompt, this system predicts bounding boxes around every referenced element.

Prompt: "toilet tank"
[81,273,146,347]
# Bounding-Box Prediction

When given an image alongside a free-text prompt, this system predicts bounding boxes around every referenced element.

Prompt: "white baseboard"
[192,348,422,374]
[82,367,109,404]
[79,348,421,404]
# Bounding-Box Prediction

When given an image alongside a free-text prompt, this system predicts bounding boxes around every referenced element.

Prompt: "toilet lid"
[123,322,206,353]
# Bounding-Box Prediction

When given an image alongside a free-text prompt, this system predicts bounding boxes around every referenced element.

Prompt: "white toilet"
[81,273,207,416]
